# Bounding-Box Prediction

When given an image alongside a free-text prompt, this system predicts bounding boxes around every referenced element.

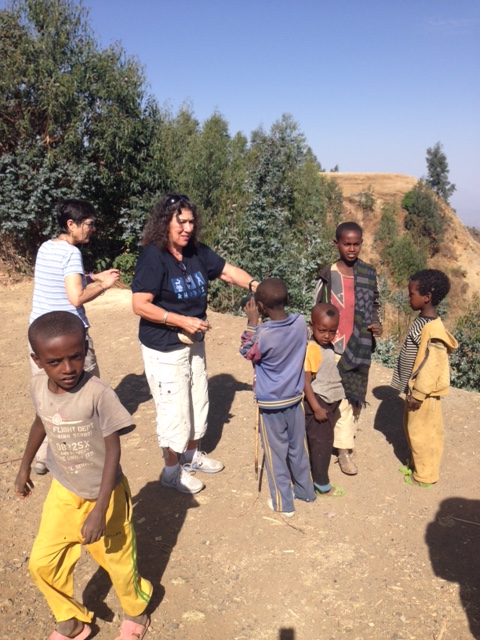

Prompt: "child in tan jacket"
[391,270,458,487]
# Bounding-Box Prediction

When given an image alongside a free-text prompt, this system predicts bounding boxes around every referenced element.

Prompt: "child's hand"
[314,407,329,422]
[14,469,34,499]
[81,507,106,545]
[406,396,422,412]
[243,296,259,326]
[368,322,383,337]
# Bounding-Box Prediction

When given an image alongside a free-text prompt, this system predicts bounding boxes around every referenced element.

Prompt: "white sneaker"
[267,498,294,518]
[33,460,48,475]
[160,466,205,494]
[181,451,224,474]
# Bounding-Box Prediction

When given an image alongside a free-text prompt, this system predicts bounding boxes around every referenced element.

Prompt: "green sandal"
[404,475,432,488]
[315,484,346,497]
[399,464,413,476]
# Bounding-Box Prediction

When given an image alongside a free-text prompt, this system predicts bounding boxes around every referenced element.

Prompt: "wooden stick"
[451,516,480,527]
[254,404,259,480]
[434,619,447,640]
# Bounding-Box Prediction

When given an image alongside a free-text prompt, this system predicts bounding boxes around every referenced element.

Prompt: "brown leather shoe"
[337,449,358,475]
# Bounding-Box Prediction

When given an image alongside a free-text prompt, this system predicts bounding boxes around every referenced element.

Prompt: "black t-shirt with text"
[131,242,225,351]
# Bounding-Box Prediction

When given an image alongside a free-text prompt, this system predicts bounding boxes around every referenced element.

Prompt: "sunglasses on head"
[165,194,191,207]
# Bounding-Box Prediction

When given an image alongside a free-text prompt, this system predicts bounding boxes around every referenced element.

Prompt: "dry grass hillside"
[325,172,480,317]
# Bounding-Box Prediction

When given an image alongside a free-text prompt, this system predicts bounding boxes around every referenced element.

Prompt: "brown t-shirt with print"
[31,372,134,499]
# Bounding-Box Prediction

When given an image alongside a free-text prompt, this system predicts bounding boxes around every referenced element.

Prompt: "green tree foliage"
[0,0,163,265]
[0,144,96,259]
[182,112,248,246]
[450,295,480,392]
[374,202,399,266]
[355,186,376,212]
[388,235,427,287]
[237,115,336,313]
[371,335,399,368]
[425,141,456,203]
[402,181,444,255]
[0,2,342,316]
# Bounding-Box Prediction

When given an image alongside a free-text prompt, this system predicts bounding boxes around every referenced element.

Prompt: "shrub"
[388,235,427,286]
[372,335,400,369]
[112,251,139,286]
[402,181,444,254]
[356,186,376,212]
[450,295,480,392]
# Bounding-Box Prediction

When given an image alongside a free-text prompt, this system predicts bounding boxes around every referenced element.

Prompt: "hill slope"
[325,172,480,307]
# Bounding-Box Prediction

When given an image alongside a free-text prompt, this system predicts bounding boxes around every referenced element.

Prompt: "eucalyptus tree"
[425,141,456,204]
[0,0,163,264]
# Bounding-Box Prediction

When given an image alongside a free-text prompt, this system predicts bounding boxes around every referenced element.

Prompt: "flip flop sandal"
[404,475,432,488]
[398,464,413,476]
[315,484,346,497]
[115,617,150,640]
[49,624,91,640]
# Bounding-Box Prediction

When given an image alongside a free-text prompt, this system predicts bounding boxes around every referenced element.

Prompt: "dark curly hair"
[409,269,450,306]
[141,194,201,249]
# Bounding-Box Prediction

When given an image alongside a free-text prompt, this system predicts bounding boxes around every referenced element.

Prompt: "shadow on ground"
[114,373,152,415]
[203,373,251,453]
[82,372,250,621]
[426,497,480,639]
[83,482,199,622]
[371,385,409,464]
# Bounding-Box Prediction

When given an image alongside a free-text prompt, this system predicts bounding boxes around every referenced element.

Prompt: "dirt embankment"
[325,172,480,313]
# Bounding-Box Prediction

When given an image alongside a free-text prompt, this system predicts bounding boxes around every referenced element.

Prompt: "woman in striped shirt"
[29,199,119,473]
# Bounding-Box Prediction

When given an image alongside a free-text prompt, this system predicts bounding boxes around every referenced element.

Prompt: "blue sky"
[8,0,480,226]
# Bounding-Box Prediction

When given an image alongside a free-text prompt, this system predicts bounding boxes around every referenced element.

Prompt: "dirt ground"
[1,280,480,640]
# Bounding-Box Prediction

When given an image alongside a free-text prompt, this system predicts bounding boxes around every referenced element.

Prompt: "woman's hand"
[65,269,119,306]
[94,269,120,290]
[179,316,211,335]
[132,293,210,334]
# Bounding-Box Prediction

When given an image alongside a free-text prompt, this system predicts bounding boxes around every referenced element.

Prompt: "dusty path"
[1,281,479,640]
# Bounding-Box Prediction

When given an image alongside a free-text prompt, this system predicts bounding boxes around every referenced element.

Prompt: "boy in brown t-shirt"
[15,311,152,640]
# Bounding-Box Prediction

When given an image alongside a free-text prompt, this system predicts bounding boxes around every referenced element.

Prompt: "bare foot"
[321,486,336,495]
[125,612,149,626]
[56,618,85,638]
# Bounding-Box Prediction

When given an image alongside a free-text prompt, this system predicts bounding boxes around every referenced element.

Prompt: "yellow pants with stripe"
[29,477,152,623]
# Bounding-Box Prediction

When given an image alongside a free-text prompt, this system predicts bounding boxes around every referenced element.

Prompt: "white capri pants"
[141,341,209,453]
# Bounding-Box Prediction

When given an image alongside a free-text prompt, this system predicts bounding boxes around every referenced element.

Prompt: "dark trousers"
[304,395,340,487]
[259,402,316,512]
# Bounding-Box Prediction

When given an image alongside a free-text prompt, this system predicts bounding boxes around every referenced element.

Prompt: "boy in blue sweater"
[240,278,316,516]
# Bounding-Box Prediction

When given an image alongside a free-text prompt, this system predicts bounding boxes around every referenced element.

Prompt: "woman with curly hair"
[132,194,258,494]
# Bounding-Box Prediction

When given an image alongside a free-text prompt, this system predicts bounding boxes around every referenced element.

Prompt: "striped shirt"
[30,240,89,327]
[391,316,434,393]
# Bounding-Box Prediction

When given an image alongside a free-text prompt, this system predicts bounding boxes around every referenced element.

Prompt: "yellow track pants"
[29,477,152,623]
